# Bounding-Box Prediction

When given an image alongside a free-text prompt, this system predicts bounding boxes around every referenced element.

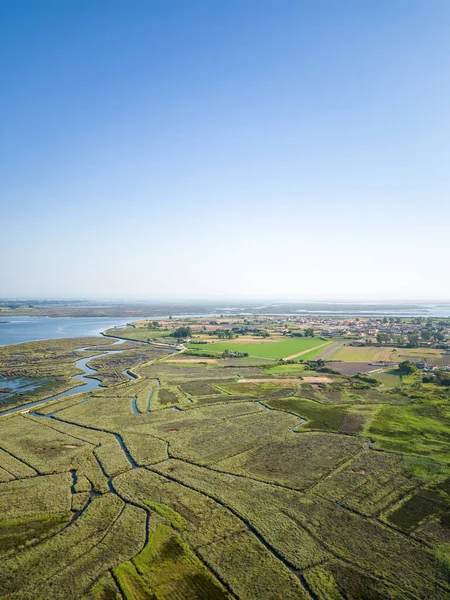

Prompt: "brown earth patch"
[237,377,332,384]
[327,362,381,376]
[165,358,217,363]
[238,378,301,384]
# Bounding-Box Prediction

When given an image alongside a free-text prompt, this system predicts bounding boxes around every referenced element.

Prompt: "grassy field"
[372,368,403,388]
[106,326,173,343]
[331,344,447,364]
[0,329,449,599]
[187,336,329,359]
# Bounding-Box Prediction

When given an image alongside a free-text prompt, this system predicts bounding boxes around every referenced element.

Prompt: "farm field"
[330,344,447,364]
[187,336,330,359]
[0,329,449,599]
[105,327,174,343]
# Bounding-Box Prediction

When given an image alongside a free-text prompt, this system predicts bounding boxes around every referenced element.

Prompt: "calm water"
[0,375,51,399]
[0,316,131,347]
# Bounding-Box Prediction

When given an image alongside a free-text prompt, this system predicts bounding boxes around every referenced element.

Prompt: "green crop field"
[0,331,449,599]
[187,336,329,359]
[106,326,173,343]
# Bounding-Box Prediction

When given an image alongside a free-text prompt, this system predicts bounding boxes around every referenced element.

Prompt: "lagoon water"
[0,316,131,347]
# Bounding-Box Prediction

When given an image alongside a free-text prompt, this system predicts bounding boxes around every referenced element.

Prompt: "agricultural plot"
[187,337,328,359]
[330,344,447,366]
[0,332,449,599]
[327,361,383,375]
[105,326,174,343]
[329,345,400,362]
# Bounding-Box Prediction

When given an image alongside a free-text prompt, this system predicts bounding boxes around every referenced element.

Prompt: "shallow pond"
[0,375,54,400]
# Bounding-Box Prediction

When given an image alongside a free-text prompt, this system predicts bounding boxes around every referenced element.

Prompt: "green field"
[372,368,403,388]
[106,327,173,343]
[187,337,329,359]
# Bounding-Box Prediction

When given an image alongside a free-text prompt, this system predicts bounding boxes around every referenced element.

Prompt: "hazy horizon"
[1,1,449,300]
[2,296,450,304]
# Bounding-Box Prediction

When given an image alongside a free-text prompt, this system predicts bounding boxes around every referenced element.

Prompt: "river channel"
[0,340,130,418]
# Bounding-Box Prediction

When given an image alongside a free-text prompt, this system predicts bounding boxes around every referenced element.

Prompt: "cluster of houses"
[415,362,450,372]
[297,317,450,345]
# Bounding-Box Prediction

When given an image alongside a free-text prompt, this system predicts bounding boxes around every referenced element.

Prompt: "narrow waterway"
[147,379,161,412]
[0,340,127,418]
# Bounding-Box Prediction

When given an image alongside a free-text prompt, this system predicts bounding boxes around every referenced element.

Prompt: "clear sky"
[1,1,449,300]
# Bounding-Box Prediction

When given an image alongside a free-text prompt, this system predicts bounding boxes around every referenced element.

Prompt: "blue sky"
[1,1,449,300]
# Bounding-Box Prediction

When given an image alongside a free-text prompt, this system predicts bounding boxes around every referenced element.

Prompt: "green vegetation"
[0,322,449,599]
[105,327,173,343]
[187,336,328,359]
[372,368,402,388]
[115,521,229,599]
[266,397,349,431]
[173,326,193,339]
[367,402,450,460]
[398,360,418,375]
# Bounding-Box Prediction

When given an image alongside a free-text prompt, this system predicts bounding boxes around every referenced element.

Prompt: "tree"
[434,370,450,386]
[304,327,314,337]
[172,326,192,339]
[376,333,389,345]
[420,329,432,342]
[398,360,417,376]
[394,335,406,347]
[407,333,420,348]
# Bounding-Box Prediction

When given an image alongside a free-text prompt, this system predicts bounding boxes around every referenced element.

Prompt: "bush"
[434,370,450,386]
[172,326,192,339]
[183,350,217,358]
[352,374,379,386]
[398,361,417,376]
[221,350,249,358]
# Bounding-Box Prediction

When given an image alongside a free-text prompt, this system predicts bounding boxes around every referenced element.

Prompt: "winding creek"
[0,339,130,418]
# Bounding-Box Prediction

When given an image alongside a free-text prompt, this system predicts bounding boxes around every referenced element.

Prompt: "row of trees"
[375,332,445,348]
